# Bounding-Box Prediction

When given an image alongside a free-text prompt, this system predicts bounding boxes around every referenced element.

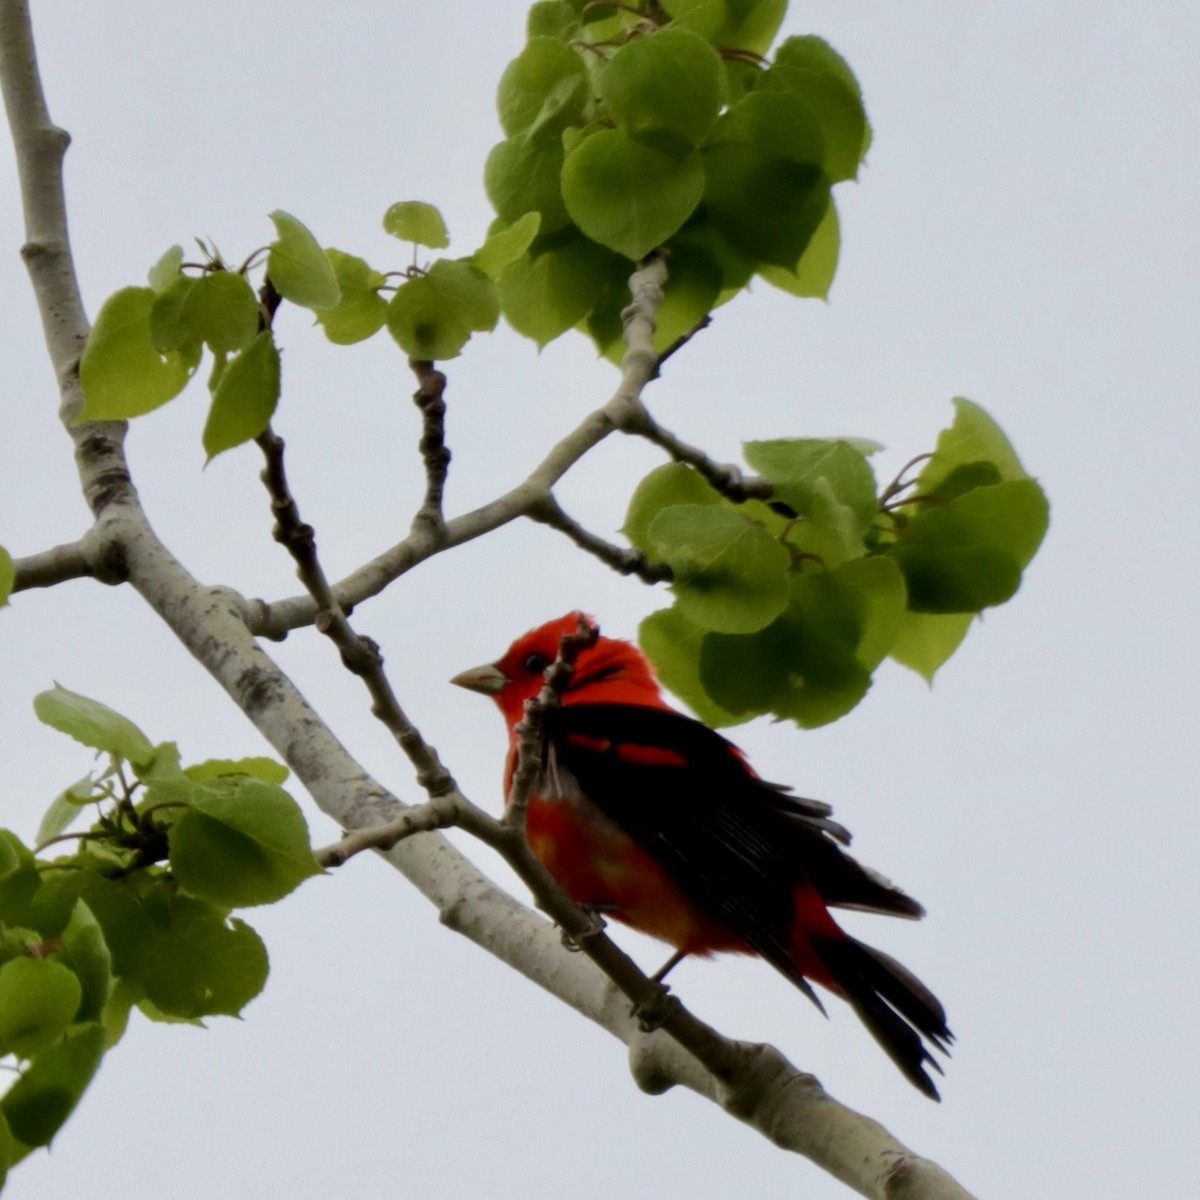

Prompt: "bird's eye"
[523,652,551,675]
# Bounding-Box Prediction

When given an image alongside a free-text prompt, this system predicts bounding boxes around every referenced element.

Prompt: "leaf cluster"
[78,203,509,456]
[483,0,868,355]
[629,399,1050,726]
[0,687,318,1181]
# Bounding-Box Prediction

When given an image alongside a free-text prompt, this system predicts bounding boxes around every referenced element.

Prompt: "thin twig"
[616,403,773,503]
[528,495,672,583]
[255,422,459,800]
[315,798,460,868]
[878,452,933,506]
[653,312,712,376]
[408,359,450,538]
[503,613,600,829]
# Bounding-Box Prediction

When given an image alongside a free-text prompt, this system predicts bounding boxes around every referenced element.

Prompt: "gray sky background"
[1,3,1197,1198]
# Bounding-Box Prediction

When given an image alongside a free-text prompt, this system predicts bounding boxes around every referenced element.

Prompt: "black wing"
[544,703,923,937]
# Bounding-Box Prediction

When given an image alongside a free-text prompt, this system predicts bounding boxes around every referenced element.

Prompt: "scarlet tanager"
[452,612,952,1098]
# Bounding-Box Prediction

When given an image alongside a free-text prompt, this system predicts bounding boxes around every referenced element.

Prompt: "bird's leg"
[626,950,690,1031]
[650,948,689,984]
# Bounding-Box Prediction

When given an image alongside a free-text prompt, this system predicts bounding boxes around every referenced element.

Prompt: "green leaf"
[917,397,1033,493]
[563,130,704,260]
[891,479,1049,613]
[669,213,757,297]
[40,872,154,981]
[184,757,289,785]
[484,133,571,234]
[34,774,100,847]
[624,461,722,552]
[202,331,281,459]
[781,476,867,568]
[182,271,260,354]
[140,897,268,1019]
[599,28,722,156]
[101,975,142,1048]
[33,685,155,767]
[386,259,500,360]
[0,1022,104,1148]
[758,197,840,298]
[266,210,340,309]
[497,37,588,141]
[168,776,319,909]
[647,504,790,633]
[831,555,908,670]
[147,275,200,351]
[702,93,830,269]
[744,437,878,529]
[79,287,200,420]
[638,606,747,727]
[57,900,112,1023]
[0,545,12,608]
[699,558,903,728]
[383,201,450,249]
[0,957,82,1059]
[471,213,542,280]
[713,0,786,55]
[498,234,626,347]
[0,833,40,928]
[890,611,974,682]
[146,244,184,293]
[315,249,388,344]
[763,36,870,182]
[660,0,725,42]
[0,1109,10,1185]
[527,1,580,40]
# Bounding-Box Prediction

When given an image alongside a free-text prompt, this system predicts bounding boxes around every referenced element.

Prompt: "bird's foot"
[631,987,681,1033]
[560,903,613,952]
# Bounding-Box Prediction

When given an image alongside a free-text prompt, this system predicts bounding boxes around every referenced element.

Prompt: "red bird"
[452,612,952,1098]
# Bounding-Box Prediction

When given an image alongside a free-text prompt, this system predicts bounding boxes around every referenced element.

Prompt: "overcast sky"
[1,3,1197,1198]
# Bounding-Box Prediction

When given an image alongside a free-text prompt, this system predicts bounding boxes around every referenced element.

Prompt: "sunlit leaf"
[202,332,281,459]
[383,201,450,249]
[33,685,155,767]
[0,545,12,608]
[599,28,722,156]
[497,37,588,141]
[0,957,82,1058]
[562,130,704,260]
[647,504,790,633]
[168,776,319,908]
[79,287,200,420]
[315,249,388,344]
[266,210,340,309]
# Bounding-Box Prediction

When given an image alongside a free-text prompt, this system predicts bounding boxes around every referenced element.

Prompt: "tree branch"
[408,358,450,538]
[11,538,94,590]
[615,401,774,503]
[527,494,672,583]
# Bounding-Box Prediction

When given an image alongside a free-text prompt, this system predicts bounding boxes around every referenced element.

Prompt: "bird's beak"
[450,662,509,695]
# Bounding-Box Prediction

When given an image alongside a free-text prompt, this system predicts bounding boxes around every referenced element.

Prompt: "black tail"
[813,937,953,1100]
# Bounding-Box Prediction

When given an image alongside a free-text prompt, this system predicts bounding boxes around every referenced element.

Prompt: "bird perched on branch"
[452,612,952,1098]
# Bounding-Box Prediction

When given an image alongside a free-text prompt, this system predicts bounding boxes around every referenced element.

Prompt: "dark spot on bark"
[236,665,284,715]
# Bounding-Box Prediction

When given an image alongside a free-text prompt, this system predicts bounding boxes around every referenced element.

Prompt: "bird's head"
[451,611,663,728]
